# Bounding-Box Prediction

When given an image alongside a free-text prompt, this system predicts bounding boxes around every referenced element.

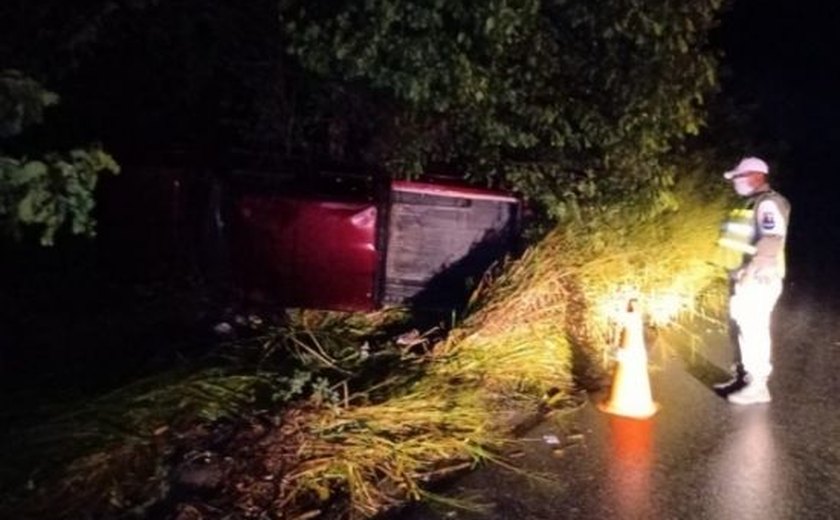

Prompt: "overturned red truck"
[232,175,522,311]
[98,164,522,312]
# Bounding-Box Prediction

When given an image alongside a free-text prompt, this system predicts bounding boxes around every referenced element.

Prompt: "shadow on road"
[651,324,732,391]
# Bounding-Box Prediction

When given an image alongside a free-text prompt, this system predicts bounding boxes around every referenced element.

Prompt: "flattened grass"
[271,184,731,517]
[2,183,731,519]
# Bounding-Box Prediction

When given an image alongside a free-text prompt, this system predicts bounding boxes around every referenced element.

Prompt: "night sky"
[722,2,840,155]
[718,1,840,291]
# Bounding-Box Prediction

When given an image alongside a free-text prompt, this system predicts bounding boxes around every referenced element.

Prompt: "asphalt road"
[399,275,840,520]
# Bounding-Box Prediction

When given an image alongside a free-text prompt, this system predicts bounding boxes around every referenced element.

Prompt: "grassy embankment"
[0,183,731,519]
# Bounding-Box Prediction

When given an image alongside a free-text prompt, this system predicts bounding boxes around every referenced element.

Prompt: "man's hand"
[743,264,777,284]
[729,268,746,283]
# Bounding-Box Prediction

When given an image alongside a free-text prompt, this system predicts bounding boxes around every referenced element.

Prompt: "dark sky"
[718,1,840,169]
[716,1,840,286]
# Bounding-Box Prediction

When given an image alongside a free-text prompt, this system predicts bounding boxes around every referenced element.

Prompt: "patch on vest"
[761,211,776,230]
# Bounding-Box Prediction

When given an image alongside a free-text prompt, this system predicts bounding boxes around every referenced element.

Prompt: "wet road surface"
[400,283,840,520]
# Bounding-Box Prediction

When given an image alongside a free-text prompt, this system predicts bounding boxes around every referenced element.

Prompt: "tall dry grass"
[273,181,733,518]
[2,180,733,519]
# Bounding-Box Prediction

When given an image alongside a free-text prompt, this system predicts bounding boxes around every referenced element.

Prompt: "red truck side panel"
[233,195,378,311]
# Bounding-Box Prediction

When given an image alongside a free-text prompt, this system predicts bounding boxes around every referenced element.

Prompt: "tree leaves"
[281,0,725,220]
[1,71,119,245]
[0,70,60,138]
[0,2,727,234]
[1,149,119,245]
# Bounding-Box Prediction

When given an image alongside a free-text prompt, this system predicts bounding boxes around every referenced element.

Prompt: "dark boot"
[727,376,771,405]
[713,364,747,395]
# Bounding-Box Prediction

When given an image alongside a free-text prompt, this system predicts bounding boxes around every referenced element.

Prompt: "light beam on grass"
[2,180,735,520]
[270,183,734,518]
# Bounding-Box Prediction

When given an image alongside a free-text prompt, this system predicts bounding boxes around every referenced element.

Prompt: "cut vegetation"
[0,179,731,519]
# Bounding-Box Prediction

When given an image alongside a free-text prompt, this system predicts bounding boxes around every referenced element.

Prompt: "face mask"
[733,177,755,196]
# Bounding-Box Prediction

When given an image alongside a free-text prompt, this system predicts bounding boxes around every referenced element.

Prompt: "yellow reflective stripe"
[730,209,754,218]
[718,237,757,255]
[723,222,754,237]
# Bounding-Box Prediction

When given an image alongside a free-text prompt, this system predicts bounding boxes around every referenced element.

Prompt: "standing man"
[715,157,790,405]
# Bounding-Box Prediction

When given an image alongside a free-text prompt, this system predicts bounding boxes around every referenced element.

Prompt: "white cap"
[724,157,769,179]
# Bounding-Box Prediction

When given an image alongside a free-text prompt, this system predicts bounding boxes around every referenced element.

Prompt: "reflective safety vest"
[718,190,790,277]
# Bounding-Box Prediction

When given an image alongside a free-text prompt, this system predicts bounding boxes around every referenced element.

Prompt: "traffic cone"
[599,300,658,419]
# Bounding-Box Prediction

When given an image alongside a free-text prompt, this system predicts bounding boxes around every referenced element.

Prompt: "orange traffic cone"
[599,300,658,419]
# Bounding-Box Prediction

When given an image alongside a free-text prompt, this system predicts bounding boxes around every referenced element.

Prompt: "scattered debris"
[247,315,263,328]
[212,322,233,335]
[542,434,561,445]
[396,329,423,346]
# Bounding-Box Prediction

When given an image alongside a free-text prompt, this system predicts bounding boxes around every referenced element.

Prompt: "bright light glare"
[596,286,689,328]
[646,292,689,326]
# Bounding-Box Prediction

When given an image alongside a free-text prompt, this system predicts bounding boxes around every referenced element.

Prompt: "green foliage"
[0,172,734,518]
[0,148,119,245]
[0,308,416,517]
[0,70,119,245]
[281,0,726,219]
[0,70,59,138]
[0,1,730,226]
[0,369,273,519]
